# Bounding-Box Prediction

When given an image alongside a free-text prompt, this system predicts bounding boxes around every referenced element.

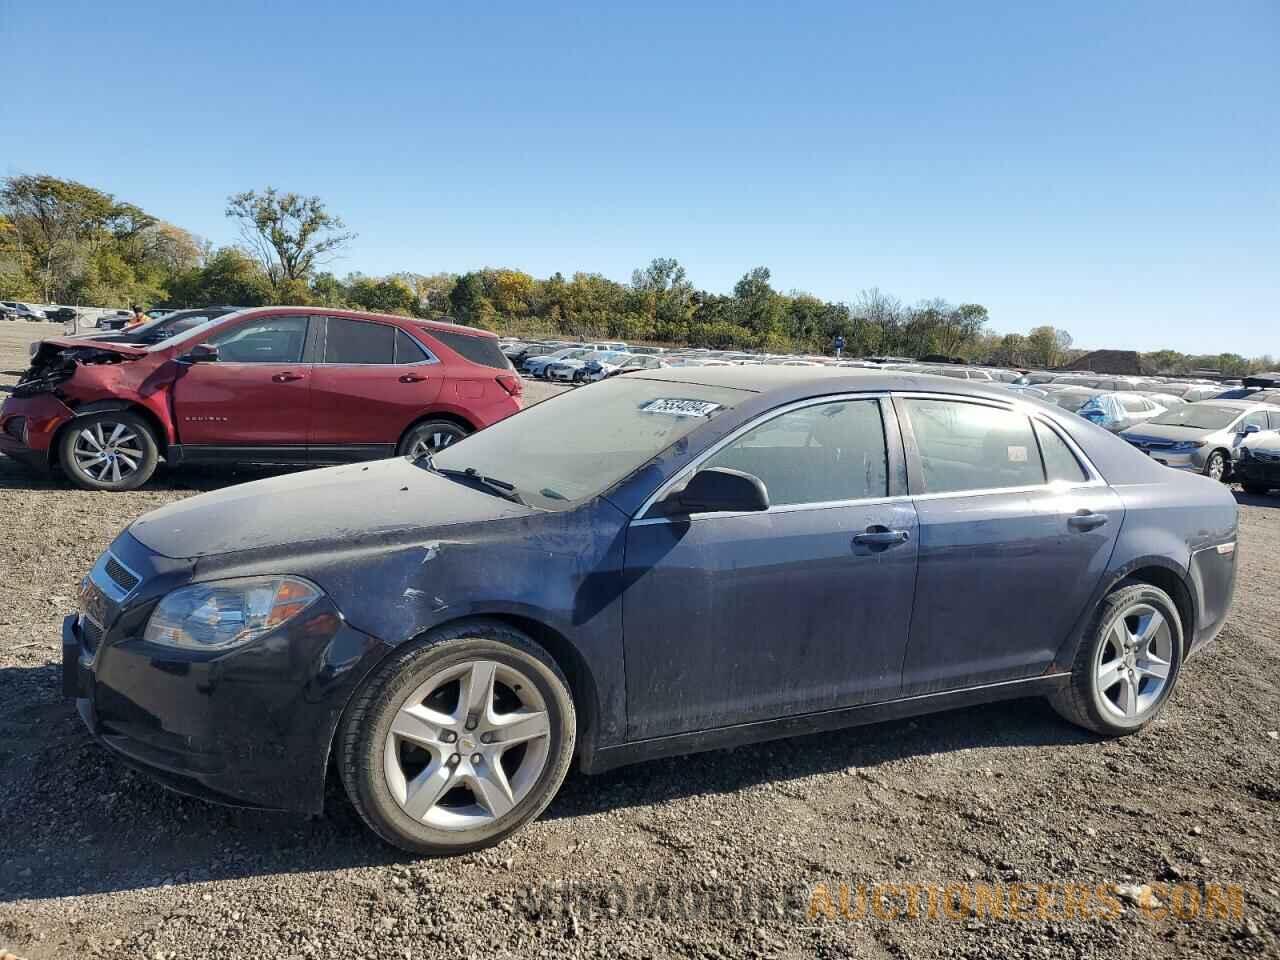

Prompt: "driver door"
[622,397,918,739]
[171,313,315,457]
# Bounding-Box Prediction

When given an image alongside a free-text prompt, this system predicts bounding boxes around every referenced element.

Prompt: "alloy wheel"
[1093,602,1174,721]
[1206,452,1226,481]
[383,659,551,830]
[72,421,145,484]
[408,429,461,459]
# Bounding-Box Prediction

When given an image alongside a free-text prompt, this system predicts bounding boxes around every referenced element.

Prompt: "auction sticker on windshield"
[640,399,724,418]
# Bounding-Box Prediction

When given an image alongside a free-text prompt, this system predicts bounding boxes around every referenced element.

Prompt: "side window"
[1270,412,1280,430]
[208,315,308,363]
[902,399,1045,494]
[1034,420,1089,483]
[1242,411,1269,432]
[396,329,430,364]
[1121,397,1148,414]
[703,400,888,506]
[324,317,396,364]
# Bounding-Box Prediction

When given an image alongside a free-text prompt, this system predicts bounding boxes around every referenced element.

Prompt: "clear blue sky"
[3,1,1276,355]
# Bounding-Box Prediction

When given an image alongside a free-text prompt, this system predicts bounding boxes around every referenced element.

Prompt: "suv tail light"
[496,373,522,397]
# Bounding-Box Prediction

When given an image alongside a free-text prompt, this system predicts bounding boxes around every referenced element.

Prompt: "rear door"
[895,396,1123,694]
[170,313,314,456]
[308,316,441,458]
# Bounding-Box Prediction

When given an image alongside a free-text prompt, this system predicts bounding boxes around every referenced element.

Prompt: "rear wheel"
[338,620,576,855]
[58,411,158,491]
[1204,450,1229,482]
[397,420,470,459]
[1049,583,1183,736]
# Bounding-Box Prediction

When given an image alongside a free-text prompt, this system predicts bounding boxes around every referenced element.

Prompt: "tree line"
[0,174,1271,375]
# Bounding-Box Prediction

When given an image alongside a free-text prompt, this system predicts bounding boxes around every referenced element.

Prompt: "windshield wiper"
[424,460,525,505]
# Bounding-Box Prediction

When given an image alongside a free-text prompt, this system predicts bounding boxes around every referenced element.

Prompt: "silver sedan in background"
[1119,400,1280,480]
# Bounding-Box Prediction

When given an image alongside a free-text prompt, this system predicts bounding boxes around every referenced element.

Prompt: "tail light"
[496,374,522,397]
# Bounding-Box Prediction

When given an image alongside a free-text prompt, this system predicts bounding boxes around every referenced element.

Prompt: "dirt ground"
[0,319,1277,959]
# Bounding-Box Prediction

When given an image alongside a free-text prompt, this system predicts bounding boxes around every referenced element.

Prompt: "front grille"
[80,615,103,655]
[1125,437,1175,451]
[104,555,140,593]
[2,416,25,441]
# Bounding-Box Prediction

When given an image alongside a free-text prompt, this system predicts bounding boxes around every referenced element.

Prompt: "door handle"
[1068,511,1109,532]
[399,373,428,383]
[272,372,305,383]
[852,526,910,548]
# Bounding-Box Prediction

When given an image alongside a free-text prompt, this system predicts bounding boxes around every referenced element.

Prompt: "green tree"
[226,188,354,301]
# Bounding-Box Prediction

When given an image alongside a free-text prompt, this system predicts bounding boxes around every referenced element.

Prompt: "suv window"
[209,315,308,363]
[429,329,511,370]
[704,400,888,506]
[1034,420,1088,483]
[324,317,395,364]
[902,399,1044,494]
[396,329,429,363]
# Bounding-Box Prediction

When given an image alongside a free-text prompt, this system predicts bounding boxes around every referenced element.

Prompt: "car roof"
[626,364,1030,400]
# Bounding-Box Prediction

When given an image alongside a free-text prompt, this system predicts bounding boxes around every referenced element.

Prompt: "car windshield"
[147,309,251,351]
[1147,405,1241,430]
[426,378,748,508]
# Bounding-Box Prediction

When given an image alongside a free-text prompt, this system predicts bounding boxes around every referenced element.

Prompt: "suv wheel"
[338,621,576,854]
[398,420,470,459]
[1049,583,1183,736]
[59,412,159,491]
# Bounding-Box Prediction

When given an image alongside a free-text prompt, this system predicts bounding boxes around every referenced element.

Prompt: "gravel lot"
[1,319,1277,959]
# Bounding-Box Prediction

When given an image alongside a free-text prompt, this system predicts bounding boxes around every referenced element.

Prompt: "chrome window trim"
[632,392,895,524]
[631,389,1108,524]
[892,391,1106,494]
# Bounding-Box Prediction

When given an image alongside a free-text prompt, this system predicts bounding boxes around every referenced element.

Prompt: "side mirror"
[1241,423,1261,436]
[661,467,769,515]
[180,343,219,364]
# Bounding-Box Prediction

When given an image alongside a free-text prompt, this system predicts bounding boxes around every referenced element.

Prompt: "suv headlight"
[144,576,323,651]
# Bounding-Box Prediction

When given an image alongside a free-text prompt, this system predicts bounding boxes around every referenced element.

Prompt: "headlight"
[144,576,322,651]
[1176,441,1207,451]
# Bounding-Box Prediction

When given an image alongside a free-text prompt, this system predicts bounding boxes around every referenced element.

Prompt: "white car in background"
[546,350,629,382]
[1076,392,1169,433]
[522,347,593,378]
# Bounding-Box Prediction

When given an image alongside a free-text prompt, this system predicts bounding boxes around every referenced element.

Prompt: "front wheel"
[58,411,159,491]
[338,621,576,855]
[397,420,470,459]
[1204,450,1229,482]
[1049,583,1183,736]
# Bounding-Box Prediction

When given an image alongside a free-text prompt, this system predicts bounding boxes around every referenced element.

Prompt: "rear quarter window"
[426,329,512,370]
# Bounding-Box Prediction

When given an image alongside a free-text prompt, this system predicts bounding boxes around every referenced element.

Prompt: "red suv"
[0,307,523,491]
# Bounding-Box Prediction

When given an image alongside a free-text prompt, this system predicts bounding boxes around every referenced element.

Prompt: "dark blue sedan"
[64,367,1239,854]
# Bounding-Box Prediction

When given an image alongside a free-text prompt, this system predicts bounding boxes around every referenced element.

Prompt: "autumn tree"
[226,188,354,301]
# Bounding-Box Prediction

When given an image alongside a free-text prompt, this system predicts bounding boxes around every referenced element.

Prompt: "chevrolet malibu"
[63,368,1238,854]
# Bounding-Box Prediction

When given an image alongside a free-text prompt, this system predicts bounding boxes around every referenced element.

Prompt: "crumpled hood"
[129,457,533,559]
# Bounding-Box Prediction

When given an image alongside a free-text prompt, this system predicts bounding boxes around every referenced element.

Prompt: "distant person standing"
[126,305,147,328]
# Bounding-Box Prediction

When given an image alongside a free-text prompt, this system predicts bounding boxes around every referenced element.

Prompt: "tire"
[58,411,159,491]
[1049,583,1184,736]
[397,419,470,459]
[1204,450,1229,483]
[337,620,576,855]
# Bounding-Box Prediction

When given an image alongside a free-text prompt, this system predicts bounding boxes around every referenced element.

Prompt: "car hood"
[32,337,147,357]
[128,457,534,559]
[1120,422,1215,442]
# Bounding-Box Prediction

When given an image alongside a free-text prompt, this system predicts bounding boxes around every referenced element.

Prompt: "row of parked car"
[499,336,1280,492]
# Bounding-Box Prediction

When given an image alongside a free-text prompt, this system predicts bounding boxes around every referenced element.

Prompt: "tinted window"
[1034,420,1088,483]
[396,329,429,363]
[209,315,308,363]
[430,329,511,369]
[325,317,395,364]
[903,399,1044,494]
[705,400,888,505]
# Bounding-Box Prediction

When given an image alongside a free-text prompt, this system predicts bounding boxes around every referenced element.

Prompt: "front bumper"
[0,392,74,471]
[63,550,389,813]
[1237,456,1280,489]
